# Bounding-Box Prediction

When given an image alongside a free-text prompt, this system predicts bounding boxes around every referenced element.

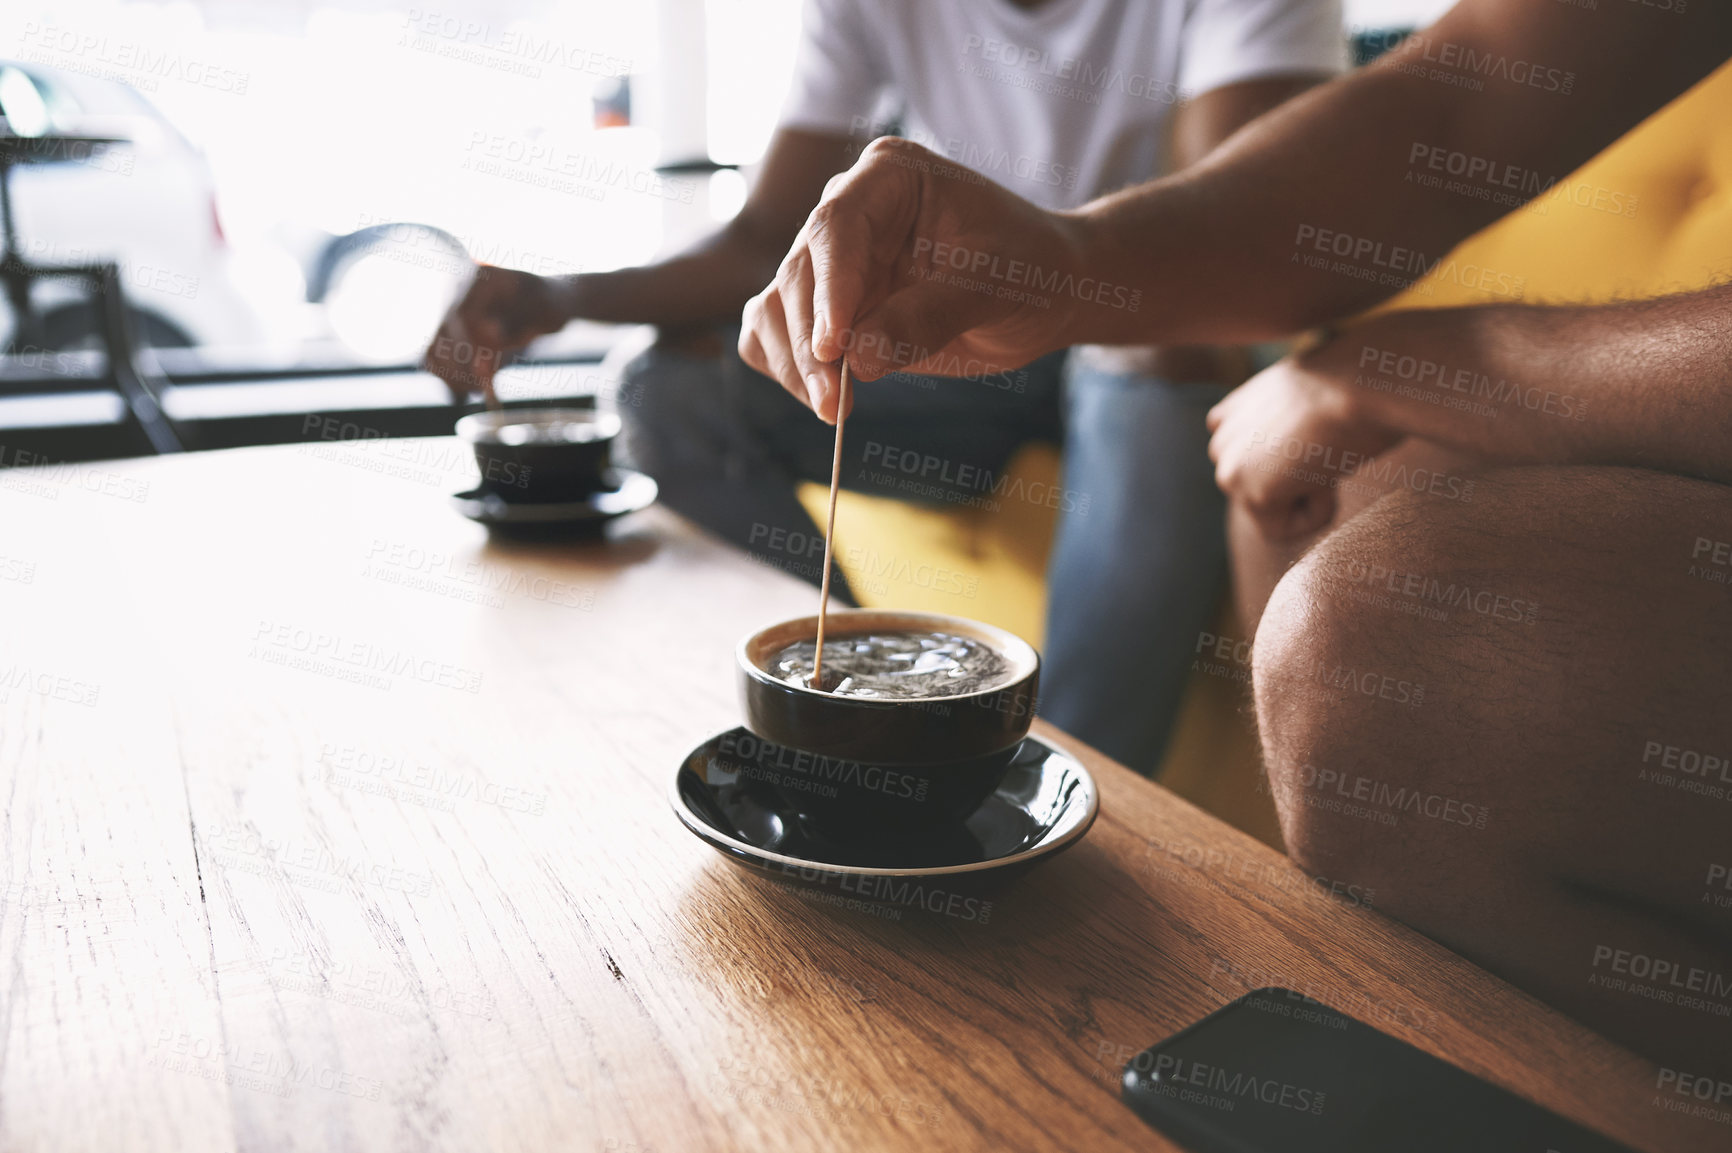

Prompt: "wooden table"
[0,439,1717,1153]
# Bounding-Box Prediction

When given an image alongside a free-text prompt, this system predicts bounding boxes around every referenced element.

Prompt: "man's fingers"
[428,363,470,403]
[1207,422,1232,467]
[465,314,508,350]
[1211,421,1329,543]
[777,252,840,421]
[424,320,477,400]
[743,242,854,423]
[422,349,468,403]
[1212,430,1251,498]
[807,139,922,363]
[1257,486,1336,543]
[1287,489,1338,539]
[737,312,771,380]
[807,200,878,366]
[432,353,494,401]
[1243,463,1337,544]
[1205,393,1235,433]
[744,287,814,411]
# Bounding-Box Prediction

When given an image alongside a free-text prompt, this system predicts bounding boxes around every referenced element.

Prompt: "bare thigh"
[1251,464,1732,1074]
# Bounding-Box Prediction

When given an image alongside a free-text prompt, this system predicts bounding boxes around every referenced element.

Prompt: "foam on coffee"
[485,418,609,447]
[768,629,1017,699]
[745,610,1037,701]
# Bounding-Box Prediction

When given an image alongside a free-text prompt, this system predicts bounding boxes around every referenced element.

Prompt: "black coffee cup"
[736,610,1040,833]
[456,408,620,503]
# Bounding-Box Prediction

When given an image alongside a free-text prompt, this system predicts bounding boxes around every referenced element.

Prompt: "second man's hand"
[1207,354,1403,543]
[738,137,1093,424]
[423,265,573,402]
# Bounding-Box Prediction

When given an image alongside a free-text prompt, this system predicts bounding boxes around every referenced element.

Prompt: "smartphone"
[1120,987,1636,1152]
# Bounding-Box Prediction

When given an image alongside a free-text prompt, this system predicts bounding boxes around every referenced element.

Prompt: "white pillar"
[651,0,713,247]
[654,0,710,164]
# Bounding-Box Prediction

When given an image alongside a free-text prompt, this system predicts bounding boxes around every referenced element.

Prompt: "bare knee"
[1251,538,1389,882]
[1250,486,1500,884]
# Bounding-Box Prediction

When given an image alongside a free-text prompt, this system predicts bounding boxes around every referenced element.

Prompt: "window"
[0,1,789,374]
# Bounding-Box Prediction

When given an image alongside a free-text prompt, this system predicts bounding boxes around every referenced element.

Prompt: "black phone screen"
[1119,987,1636,1153]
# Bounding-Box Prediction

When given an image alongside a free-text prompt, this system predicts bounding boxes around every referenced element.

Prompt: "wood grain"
[0,439,1720,1152]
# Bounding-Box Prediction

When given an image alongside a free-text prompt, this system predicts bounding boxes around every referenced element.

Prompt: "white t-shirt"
[780,0,1345,210]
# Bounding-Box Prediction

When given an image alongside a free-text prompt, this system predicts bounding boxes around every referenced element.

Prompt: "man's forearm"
[555,220,786,329]
[1314,291,1732,485]
[1060,0,1732,347]
[1141,73,1332,385]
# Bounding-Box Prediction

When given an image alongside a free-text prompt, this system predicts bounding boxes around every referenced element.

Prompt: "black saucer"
[450,468,656,537]
[671,728,1098,897]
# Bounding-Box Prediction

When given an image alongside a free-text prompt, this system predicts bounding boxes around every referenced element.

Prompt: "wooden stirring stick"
[811,362,851,692]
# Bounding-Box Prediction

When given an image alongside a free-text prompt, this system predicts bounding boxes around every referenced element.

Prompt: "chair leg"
[95,263,180,454]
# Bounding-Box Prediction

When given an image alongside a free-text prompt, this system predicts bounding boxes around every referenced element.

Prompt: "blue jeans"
[616,332,1225,773]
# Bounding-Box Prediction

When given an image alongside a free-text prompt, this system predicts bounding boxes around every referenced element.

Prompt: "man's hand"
[423,266,570,401]
[739,137,1088,423]
[1207,355,1402,542]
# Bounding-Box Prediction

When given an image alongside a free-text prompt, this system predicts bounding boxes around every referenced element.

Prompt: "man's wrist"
[551,274,594,323]
[1057,206,1141,345]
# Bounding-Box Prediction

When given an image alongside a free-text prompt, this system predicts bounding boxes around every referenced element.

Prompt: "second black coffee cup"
[456,408,620,503]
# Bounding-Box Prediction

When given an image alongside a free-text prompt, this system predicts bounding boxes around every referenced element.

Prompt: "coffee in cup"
[766,629,1015,699]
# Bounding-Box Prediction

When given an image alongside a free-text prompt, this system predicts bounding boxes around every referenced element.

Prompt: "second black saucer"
[450,468,656,538]
[670,727,1099,894]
